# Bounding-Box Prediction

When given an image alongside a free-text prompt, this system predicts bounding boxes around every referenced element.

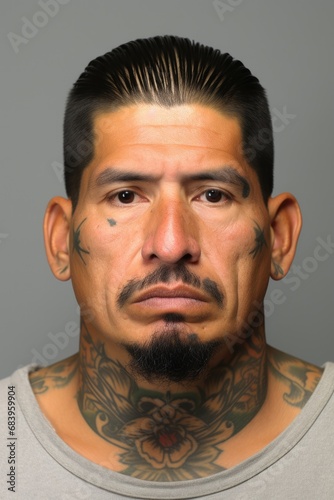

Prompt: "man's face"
[70,104,272,374]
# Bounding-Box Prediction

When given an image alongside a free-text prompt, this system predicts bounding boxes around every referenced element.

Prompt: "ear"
[43,197,72,281]
[268,193,302,280]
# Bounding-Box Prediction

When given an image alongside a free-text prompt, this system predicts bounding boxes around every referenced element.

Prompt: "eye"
[117,190,135,204]
[106,190,138,205]
[205,189,223,203]
[197,189,231,204]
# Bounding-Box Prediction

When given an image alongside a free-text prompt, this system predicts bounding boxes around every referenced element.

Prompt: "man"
[1,35,333,499]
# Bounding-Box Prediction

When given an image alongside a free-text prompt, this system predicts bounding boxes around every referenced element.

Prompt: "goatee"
[122,326,221,385]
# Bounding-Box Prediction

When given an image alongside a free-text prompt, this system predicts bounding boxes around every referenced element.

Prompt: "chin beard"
[122,326,222,385]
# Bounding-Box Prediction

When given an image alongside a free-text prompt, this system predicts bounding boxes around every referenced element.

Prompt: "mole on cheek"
[107,218,117,227]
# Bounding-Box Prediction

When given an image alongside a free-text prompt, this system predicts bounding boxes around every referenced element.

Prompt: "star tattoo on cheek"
[72,217,90,265]
[249,221,267,258]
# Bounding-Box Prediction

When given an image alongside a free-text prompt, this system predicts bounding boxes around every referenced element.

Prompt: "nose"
[141,197,201,264]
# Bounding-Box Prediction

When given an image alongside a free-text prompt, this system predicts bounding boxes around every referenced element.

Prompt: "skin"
[32,103,322,480]
[57,106,274,354]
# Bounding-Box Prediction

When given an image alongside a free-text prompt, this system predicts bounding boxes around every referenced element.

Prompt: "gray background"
[1,0,333,378]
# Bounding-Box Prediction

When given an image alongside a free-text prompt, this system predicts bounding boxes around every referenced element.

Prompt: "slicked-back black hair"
[64,35,274,210]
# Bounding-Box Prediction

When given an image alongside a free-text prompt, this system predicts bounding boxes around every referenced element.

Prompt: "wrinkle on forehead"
[94,104,242,147]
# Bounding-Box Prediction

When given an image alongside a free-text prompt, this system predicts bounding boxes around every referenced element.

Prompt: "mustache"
[117,263,224,309]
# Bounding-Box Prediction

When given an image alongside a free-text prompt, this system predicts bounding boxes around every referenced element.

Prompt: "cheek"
[206,219,270,292]
[208,220,257,262]
[69,218,124,286]
[73,217,145,292]
[221,222,271,322]
[232,222,271,302]
[87,217,137,256]
[69,222,125,321]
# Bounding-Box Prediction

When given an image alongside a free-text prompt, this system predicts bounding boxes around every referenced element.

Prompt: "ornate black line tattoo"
[77,321,267,481]
[30,356,78,395]
[59,265,68,275]
[107,218,117,226]
[268,349,323,408]
[73,218,90,264]
[28,341,324,480]
[249,221,267,258]
[273,261,284,277]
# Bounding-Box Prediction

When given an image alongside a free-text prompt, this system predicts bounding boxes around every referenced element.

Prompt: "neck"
[76,319,268,481]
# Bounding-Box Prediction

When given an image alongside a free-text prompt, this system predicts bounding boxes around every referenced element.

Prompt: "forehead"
[85,104,256,186]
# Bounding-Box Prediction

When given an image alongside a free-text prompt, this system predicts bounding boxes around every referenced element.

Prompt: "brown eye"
[205,189,224,203]
[118,191,135,203]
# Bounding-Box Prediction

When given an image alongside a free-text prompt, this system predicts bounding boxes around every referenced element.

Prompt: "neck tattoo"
[77,321,267,481]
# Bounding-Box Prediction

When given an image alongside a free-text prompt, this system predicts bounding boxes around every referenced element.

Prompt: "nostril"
[181,253,193,262]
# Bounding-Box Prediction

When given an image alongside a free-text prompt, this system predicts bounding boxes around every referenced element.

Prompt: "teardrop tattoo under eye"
[107,218,117,227]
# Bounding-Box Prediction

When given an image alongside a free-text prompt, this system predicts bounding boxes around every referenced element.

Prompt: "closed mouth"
[132,285,209,304]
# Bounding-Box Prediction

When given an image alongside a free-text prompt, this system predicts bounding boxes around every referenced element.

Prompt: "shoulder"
[29,354,79,396]
[267,346,324,409]
[0,365,36,423]
[0,364,35,393]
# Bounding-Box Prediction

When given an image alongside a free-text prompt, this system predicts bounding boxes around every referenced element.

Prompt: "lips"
[132,286,209,304]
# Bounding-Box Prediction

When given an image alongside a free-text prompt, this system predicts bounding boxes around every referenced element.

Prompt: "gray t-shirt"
[1,362,334,499]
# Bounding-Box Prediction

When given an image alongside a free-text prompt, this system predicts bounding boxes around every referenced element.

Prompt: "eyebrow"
[93,168,156,188]
[92,166,250,198]
[183,167,250,198]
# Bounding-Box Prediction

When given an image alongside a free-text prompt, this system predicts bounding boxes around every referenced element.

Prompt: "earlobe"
[43,197,73,281]
[268,193,302,281]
